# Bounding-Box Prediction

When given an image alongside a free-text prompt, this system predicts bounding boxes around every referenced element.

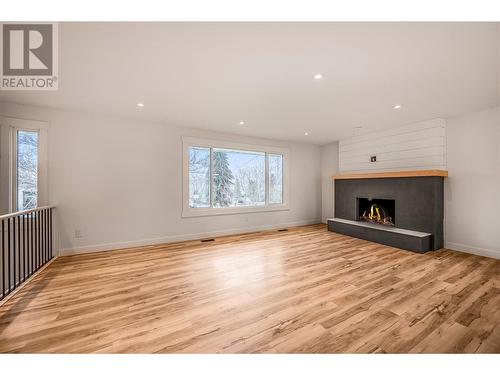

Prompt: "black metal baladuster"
[0,206,54,302]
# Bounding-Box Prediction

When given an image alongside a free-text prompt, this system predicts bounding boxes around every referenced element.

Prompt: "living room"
[0,1,499,372]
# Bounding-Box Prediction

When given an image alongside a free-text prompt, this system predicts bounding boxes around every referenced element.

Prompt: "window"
[0,117,48,214]
[16,130,39,211]
[183,137,288,217]
[212,148,265,208]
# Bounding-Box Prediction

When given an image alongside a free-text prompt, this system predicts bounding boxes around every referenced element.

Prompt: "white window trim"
[182,136,290,218]
[0,116,48,213]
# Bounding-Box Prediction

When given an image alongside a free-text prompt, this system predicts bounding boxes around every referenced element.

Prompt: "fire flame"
[361,204,394,226]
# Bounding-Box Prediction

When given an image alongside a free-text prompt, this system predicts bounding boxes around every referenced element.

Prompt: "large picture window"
[183,138,288,217]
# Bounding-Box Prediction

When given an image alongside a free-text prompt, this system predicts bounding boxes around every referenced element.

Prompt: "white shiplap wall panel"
[339,119,446,173]
[340,136,445,159]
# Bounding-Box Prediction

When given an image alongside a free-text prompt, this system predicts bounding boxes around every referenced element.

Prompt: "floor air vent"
[277,228,288,232]
[200,238,215,243]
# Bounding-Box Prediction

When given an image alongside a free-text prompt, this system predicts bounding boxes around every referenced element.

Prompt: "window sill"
[182,205,290,218]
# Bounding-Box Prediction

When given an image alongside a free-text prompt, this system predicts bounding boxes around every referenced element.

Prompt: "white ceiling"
[1,22,498,145]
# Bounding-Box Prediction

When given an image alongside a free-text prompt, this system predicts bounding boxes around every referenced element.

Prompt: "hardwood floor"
[1,224,499,353]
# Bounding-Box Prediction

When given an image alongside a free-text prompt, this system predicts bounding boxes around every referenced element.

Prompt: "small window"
[183,138,288,217]
[16,130,39,211]
[0,117,47,215]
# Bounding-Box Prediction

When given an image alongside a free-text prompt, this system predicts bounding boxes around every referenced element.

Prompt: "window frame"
[0,116,48,214]
[182,136,289,217]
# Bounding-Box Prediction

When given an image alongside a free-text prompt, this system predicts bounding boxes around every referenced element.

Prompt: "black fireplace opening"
[357,197,395,227]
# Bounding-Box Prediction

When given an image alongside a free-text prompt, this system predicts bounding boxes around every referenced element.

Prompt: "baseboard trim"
[445,241,500,260]
[60,219,321,256]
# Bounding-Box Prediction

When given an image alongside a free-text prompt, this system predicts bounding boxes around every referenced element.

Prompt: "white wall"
[320,142,339,223]
[0,102,322,255]
[3,100,497,259]
[339,119,446,173]
[445,106,500,258]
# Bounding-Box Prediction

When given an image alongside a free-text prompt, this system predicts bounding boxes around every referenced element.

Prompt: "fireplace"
[357,198,395,227]
[328,171,446,253]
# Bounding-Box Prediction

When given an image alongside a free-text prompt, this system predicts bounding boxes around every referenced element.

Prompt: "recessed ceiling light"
[394,104,402,109]
[304,132,309,136]
[239,121,245,125]
[137,102,144,108]
[313,74,323,80]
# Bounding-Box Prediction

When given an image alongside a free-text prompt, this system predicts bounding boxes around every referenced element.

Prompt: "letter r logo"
[2,24,53,76]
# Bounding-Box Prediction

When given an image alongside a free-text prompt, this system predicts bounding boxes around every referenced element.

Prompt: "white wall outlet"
[74,229,83,238]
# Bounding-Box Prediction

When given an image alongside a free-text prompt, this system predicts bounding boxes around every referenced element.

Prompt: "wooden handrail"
[0,205,56,220]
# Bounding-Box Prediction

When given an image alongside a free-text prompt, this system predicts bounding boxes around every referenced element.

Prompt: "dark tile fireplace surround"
[328,172,445,253]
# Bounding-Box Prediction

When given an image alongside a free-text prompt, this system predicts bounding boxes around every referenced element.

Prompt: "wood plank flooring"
[0,224,499,353]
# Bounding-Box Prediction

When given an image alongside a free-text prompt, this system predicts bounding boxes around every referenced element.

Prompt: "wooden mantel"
[333,169,448,180]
